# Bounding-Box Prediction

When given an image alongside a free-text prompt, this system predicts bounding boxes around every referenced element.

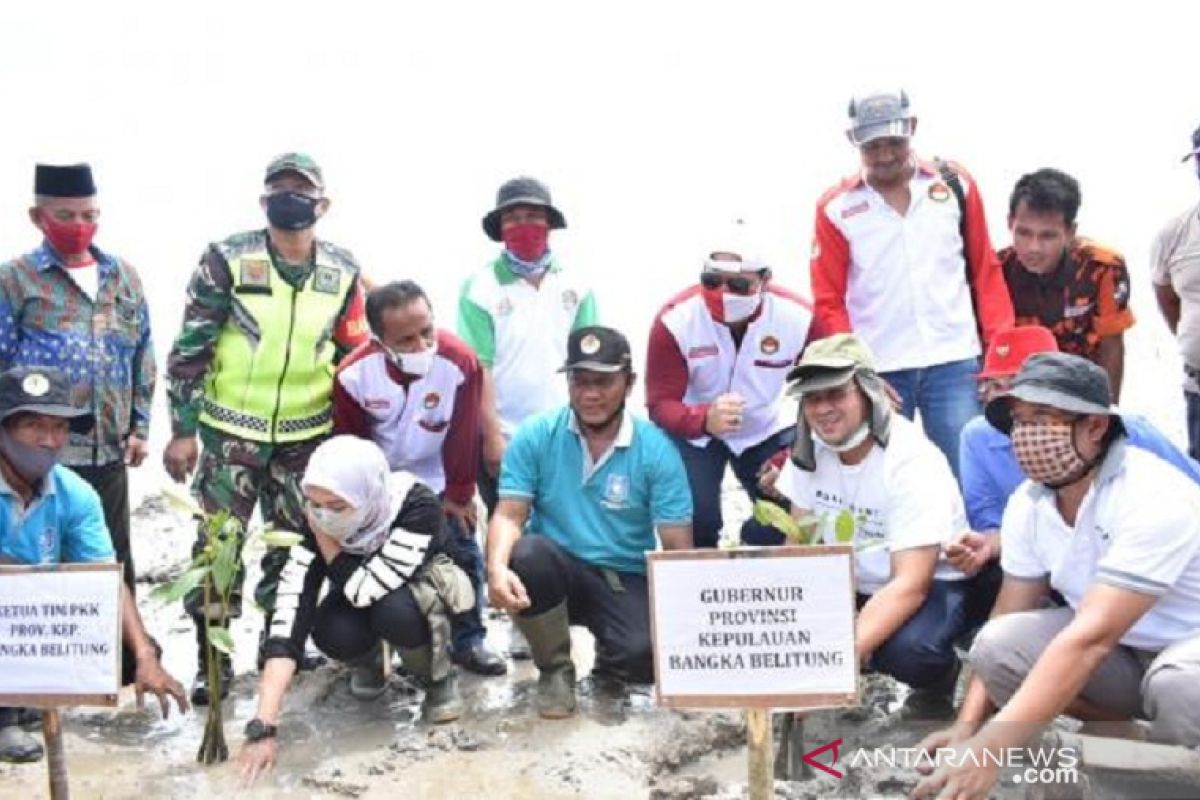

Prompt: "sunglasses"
[700,272,760,295]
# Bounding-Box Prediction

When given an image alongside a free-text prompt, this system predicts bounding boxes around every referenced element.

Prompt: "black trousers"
[311,585,431,662]
[71,462,134,592]
[510,535,654,683]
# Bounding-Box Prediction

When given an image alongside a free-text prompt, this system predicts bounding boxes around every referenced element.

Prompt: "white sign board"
[649,546,857,710]
[0,564,122,706]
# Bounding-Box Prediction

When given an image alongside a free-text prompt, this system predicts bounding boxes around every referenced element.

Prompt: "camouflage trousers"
[184,425,321,624]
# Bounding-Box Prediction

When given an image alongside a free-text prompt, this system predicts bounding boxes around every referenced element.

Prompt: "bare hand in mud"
[134,655,189,718]
[488,567,530,611]
[124,435,149,468]
[910,742,999,800]
[239,738,278,786]
[942,532,998,578]
[163,435,199,482]
[913,722,977,774]
[443,499,478,532]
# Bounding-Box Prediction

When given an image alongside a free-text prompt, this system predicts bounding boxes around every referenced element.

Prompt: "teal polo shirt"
[0,464,113,565]
[499,407,692,574]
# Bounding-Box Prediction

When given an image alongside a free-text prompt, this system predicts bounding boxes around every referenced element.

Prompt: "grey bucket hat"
[985,352,1124,435]
[481,176,567,241]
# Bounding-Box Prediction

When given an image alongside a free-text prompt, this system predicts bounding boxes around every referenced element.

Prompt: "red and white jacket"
[333,330,481,504]
[646,285,815,455]
[809,159,1013,372]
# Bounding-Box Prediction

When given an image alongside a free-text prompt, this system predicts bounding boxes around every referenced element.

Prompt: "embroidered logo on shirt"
[928,183,951,202]
[496,297,514,317]
[422,391,441,409]
[313,266,342,294]
[1063,303,1094,319]
[562,289,579,310]
[240,259,271,287]
[996,344,1010,358]
[841,201,869,219]
[687,345,719,359]
[760,335,780,355]
[603,474,630,508]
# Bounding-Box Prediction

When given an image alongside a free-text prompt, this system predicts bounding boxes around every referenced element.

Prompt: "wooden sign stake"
[747,708,773,800]
[43,708,69,800]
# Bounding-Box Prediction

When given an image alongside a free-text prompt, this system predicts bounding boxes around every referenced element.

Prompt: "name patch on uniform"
[753,359,792,368]
[687,345,719,359]
[602,474,630,509]
[313,266,342,294]
[364,398,391,410]
[419,419,449,433]
[841,201,869,219]
[240,259,272,287]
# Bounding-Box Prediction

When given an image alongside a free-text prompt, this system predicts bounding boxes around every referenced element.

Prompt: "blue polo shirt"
[499,407,693,574]
[0,464,113,565]
[959,414,1200,531]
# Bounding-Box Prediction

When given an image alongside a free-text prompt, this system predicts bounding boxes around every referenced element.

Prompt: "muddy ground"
[2,488,1199,799]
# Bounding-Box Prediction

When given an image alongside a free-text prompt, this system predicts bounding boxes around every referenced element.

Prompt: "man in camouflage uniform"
[164,153,368,704]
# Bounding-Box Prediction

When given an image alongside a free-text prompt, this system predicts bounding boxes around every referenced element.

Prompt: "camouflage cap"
[785,333,877,397]
[264,152,324,191]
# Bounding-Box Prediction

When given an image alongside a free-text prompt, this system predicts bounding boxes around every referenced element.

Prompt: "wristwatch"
[243,718,278,742]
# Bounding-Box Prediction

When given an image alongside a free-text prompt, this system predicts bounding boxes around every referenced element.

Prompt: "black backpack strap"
[934,157,985,343]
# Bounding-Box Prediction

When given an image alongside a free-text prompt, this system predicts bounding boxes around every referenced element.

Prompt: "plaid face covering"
[1010,419,1092,487]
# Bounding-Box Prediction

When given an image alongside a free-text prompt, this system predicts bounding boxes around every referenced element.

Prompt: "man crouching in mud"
[0,367,186,762]
[486,326,694,718]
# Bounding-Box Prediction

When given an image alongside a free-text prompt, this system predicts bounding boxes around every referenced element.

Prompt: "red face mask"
[40,214,97,259]
[502,222,550,262]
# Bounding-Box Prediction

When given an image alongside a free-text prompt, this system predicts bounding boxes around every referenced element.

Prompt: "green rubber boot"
[516,602,576,719]
[397,645,464,724]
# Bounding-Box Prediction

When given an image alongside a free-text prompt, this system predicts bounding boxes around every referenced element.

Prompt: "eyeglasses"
[700,272,759,295]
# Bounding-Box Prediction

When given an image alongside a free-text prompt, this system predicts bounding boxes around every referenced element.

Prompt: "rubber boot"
[396,645,463,724]
[515,603,576,719]
[190,622,233,707]
[348,643,388,701]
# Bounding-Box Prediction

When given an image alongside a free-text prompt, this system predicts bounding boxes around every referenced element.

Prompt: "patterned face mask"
[1010,418,1093,488]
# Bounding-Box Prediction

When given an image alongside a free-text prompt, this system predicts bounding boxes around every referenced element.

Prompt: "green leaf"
[834,509,857,543]
[207,625,236,655]
[262,529,304,549]
[210,534,240,596]
[752,499,807,543]
[150,565,210,604]
[161,483,204,519]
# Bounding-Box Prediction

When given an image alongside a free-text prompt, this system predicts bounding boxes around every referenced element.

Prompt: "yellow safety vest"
[199,231,358,443]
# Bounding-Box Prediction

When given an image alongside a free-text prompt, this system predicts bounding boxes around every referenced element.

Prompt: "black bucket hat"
[0,367,93,434]
[985,352,1124,435]
[481,176,567,242]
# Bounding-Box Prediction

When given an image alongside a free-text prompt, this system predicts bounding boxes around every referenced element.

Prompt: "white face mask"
[816,422,870,453]
[308,504,367,543]
[722,292,761,324]
[392,346,434,377]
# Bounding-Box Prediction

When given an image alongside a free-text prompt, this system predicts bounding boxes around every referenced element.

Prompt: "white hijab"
[301,435,408,555]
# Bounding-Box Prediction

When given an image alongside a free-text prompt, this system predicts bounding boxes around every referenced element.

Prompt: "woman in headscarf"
[301,435,473,722]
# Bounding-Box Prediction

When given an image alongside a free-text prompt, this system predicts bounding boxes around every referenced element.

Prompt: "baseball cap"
[0,367,93,434]
[703,219,769,274]
[977,326,1059,379]
[785,333,877,396]
[559,326,632,373]
[985,352,1123,434]
[846,90,915,146]
[264,152,324,191]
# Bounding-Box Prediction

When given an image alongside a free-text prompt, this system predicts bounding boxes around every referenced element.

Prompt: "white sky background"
[0,0,1197,489]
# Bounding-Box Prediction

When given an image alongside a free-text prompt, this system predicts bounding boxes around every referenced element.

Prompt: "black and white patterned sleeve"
[326,475,445,608]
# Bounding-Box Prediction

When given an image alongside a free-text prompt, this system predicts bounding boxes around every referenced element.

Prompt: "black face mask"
[265,191,320,231]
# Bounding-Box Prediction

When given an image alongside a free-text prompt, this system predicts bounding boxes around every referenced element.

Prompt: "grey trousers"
[969,606,1200,746]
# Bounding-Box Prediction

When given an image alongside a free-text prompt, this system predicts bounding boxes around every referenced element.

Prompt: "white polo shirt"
[1001,442,1200,651]
[777,415,968,595]
[457,256,596,437]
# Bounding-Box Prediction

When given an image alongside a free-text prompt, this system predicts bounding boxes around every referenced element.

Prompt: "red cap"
[977,326,1059,379]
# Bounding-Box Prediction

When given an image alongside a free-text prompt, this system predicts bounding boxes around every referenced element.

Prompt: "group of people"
[1,88,1200,800]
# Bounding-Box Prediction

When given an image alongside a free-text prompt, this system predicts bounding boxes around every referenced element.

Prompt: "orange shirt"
[1000,238,1134,359]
